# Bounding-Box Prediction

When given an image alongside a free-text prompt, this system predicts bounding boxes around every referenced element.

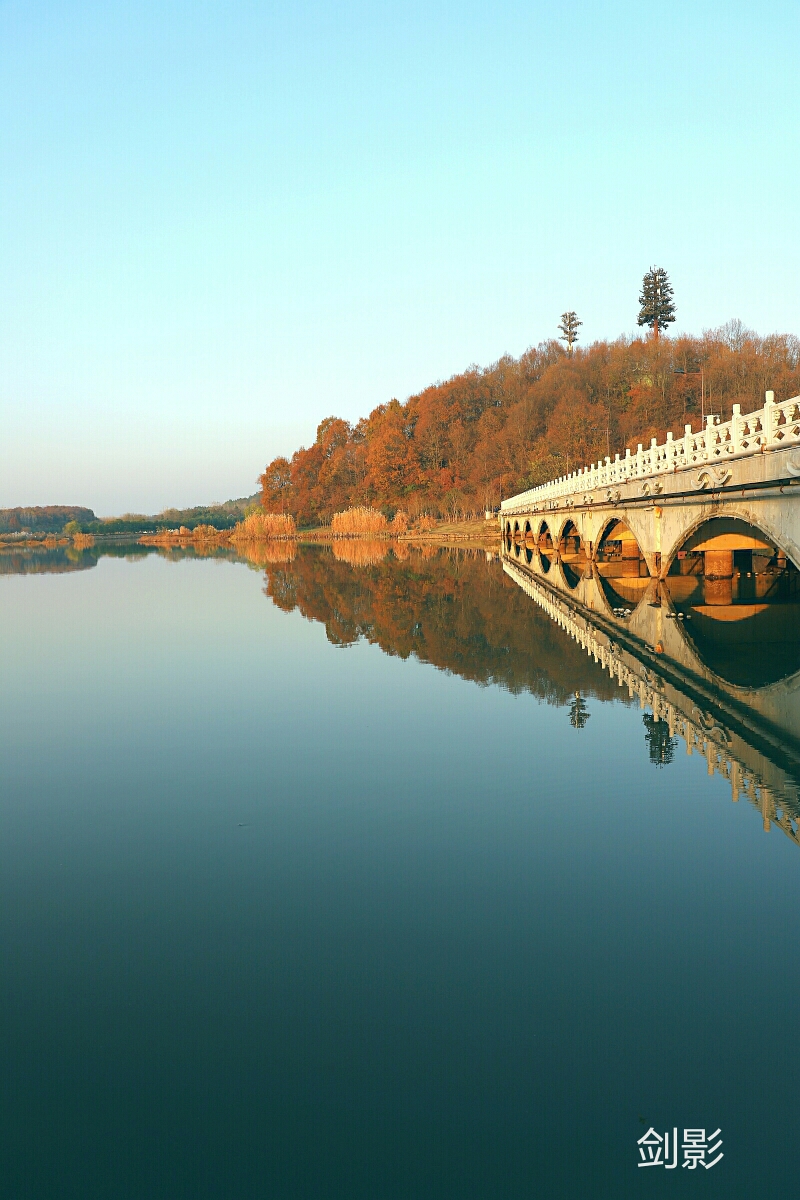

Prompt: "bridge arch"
[537,520,554,550]
[662,507,800,577]
[595,517,651,613]
[523,519,535,565]
[664,514,800,689]
[596,518,648,569]
[558,519,584,589]
[537,521,554,573]
[666,514,798,603]
[511,519,522,557]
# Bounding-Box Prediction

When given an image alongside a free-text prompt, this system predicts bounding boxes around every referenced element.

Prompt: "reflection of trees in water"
[261,545,628,707]
[0,541,244,574]
[642,713,677,767]
[331,539,389,567]
[0,547,98,575]
[569,691,590,728]
[235,540,297,567]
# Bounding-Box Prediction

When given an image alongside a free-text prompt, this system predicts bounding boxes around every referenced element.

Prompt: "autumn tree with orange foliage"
[259,323,800,526]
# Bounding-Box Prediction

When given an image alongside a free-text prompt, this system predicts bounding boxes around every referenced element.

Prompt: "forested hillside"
[0,506,96,533]
[0,497,258,536]
[260,322,800,526]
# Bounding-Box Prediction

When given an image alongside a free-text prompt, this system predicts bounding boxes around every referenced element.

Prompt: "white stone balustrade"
[501,390,800,514]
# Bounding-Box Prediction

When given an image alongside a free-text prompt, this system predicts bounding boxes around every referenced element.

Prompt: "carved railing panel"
[501,391,800,514]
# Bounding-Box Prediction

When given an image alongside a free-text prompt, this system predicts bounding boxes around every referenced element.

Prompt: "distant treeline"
[0,497,258,536]
[82,496,258,535]
[0,506,96,534]
[259,321,800,526]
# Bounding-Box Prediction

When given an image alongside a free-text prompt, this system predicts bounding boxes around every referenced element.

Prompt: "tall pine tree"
[637,267,676,340]
[558,311,582,355]
[569,691,590,728]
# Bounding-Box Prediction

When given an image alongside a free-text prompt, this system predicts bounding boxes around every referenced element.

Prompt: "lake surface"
[2,542,800,1198]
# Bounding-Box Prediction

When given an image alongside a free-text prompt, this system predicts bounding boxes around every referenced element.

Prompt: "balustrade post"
[706,739,716,776]
[764,389,776,446]
[681,424,691,465]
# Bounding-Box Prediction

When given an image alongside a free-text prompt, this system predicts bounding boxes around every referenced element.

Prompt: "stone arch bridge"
[498,390,800,845]
[500,391,800,580]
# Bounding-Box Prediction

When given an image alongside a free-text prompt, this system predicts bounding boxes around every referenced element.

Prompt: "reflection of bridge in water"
[502,550,800,848]
[499,389,800,846]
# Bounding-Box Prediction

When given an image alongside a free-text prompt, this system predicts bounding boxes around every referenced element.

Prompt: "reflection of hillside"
[0,541,244,575]
[261,545,626,706]
[0,547,98,575]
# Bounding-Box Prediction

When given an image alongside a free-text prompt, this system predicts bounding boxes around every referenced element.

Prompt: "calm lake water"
[2,542,800,1198]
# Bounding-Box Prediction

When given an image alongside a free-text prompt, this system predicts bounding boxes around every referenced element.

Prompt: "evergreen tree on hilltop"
[637,266,676,340]
[558,311,582,355]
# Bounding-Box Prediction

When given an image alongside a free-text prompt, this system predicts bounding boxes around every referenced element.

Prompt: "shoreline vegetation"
[133,506,499,553]
[0,516,497,560]
[0,501,496,550]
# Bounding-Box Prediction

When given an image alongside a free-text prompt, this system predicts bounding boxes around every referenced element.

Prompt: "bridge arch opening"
[596,520,649,574]
[559,520,584,588]
[596,519,651,613]
[537,521,553,573]
[523,520,534,564]
[666,516,800,687]
[512,519,522,557]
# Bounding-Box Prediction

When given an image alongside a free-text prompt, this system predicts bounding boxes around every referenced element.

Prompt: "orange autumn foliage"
[258,322,800,527]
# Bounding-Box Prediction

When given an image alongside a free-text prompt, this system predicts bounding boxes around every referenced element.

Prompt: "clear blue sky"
[2,0,798,514]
